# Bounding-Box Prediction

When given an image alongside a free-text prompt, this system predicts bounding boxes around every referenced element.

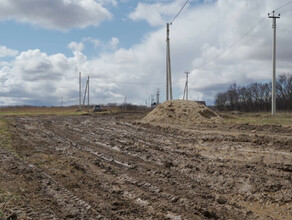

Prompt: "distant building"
[195,101,206,106]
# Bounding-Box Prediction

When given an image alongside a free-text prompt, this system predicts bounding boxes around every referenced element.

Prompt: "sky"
[0,0,292,106]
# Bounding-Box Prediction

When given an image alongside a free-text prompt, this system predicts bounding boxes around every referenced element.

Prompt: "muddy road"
[1,113,291,219]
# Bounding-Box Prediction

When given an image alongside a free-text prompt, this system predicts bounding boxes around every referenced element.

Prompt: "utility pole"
[268,11,280,115]
[183,70,190,100]
[165,0,189,101]
[61,96,63,107]
[88,76,90,110]
[79,72,81,110]
[166,23,173,101]
[124,97,127,110]
[82,78,88,107]
[156,89,160,105]
[82,76,90,111]
[149,96,151,107]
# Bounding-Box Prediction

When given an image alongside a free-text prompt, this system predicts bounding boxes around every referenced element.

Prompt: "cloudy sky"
[0,0,291,106]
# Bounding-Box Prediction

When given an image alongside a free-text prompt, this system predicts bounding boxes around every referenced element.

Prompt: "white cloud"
[109,37,119,49]
[68,42,85,52]
[0,0,112,30]
[97,0,118,7]
[0,46,19,58]
[83,37,101,48]
[0,49,88,106]
[82,37,119,50]
[1,0,292,106]
[129,1,186,26]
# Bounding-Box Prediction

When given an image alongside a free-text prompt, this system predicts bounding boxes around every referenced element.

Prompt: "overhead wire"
[223,20,272,58]
[278,6,292,14]
[192,0,292,71]
[89,77,165,86]
[194,17,268,69]
[274,0,292,12]
[170,0,190,24]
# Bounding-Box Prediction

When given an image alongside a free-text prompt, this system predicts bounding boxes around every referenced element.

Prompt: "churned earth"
[0,109,291,219]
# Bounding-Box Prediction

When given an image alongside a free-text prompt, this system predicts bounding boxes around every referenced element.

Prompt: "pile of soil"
[141,100,222,126]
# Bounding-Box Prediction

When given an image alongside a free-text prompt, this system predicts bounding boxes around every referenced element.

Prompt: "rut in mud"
[1,112,291,219]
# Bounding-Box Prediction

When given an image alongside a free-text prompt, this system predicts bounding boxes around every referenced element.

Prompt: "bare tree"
[214,73,292,112]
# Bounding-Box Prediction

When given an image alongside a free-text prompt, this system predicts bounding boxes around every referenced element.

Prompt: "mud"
[0,112,291,219]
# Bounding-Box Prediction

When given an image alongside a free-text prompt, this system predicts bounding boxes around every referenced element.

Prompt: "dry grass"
[0,119,11,148]
[225,112,292,127]
[0,106,99,116]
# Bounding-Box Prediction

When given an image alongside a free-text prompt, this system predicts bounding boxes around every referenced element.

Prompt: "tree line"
[214,73,292,112]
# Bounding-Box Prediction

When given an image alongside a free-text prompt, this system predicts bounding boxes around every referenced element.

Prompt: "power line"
[274,0,292,12]
[89,77,165,85]
[222,20,271,58]
[225,21,272,59]
[20,76,165,86]
[111,81,164,85]
[279,7,292,14]
[193,1,292,70]
[194,18,270,69]
[170,0,190,24]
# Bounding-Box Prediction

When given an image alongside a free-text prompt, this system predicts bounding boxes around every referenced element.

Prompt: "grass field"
[225,112,292,127]
[0,119,11,148]
[1,106,291,126]
[0,106,87,116]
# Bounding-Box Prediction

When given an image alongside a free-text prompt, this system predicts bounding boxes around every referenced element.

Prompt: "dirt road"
[1,112,291,219]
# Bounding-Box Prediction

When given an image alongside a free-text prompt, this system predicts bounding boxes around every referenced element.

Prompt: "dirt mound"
[141,100,222,126]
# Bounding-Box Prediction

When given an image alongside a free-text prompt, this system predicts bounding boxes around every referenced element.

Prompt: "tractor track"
[1,113,291,219]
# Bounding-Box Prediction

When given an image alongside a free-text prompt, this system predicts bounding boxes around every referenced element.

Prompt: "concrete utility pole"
[82,76,90,110]
[165,0,189,101]
[183,70,190,100]
[79,72,81,110]
[88,76,90,110]
[268,11,280,115]
[82,79,88,107]
[124,97,127,110]
[156,89,160,105]
[166,23,173,101]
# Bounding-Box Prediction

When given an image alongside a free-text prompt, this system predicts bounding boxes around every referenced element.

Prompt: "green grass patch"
[0,119,12,149]
[226,112,292,127]
[0,118,23,159]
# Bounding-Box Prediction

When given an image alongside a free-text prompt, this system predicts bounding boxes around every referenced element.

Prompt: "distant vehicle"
[93,105,103,112]
[151,102,157,108]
